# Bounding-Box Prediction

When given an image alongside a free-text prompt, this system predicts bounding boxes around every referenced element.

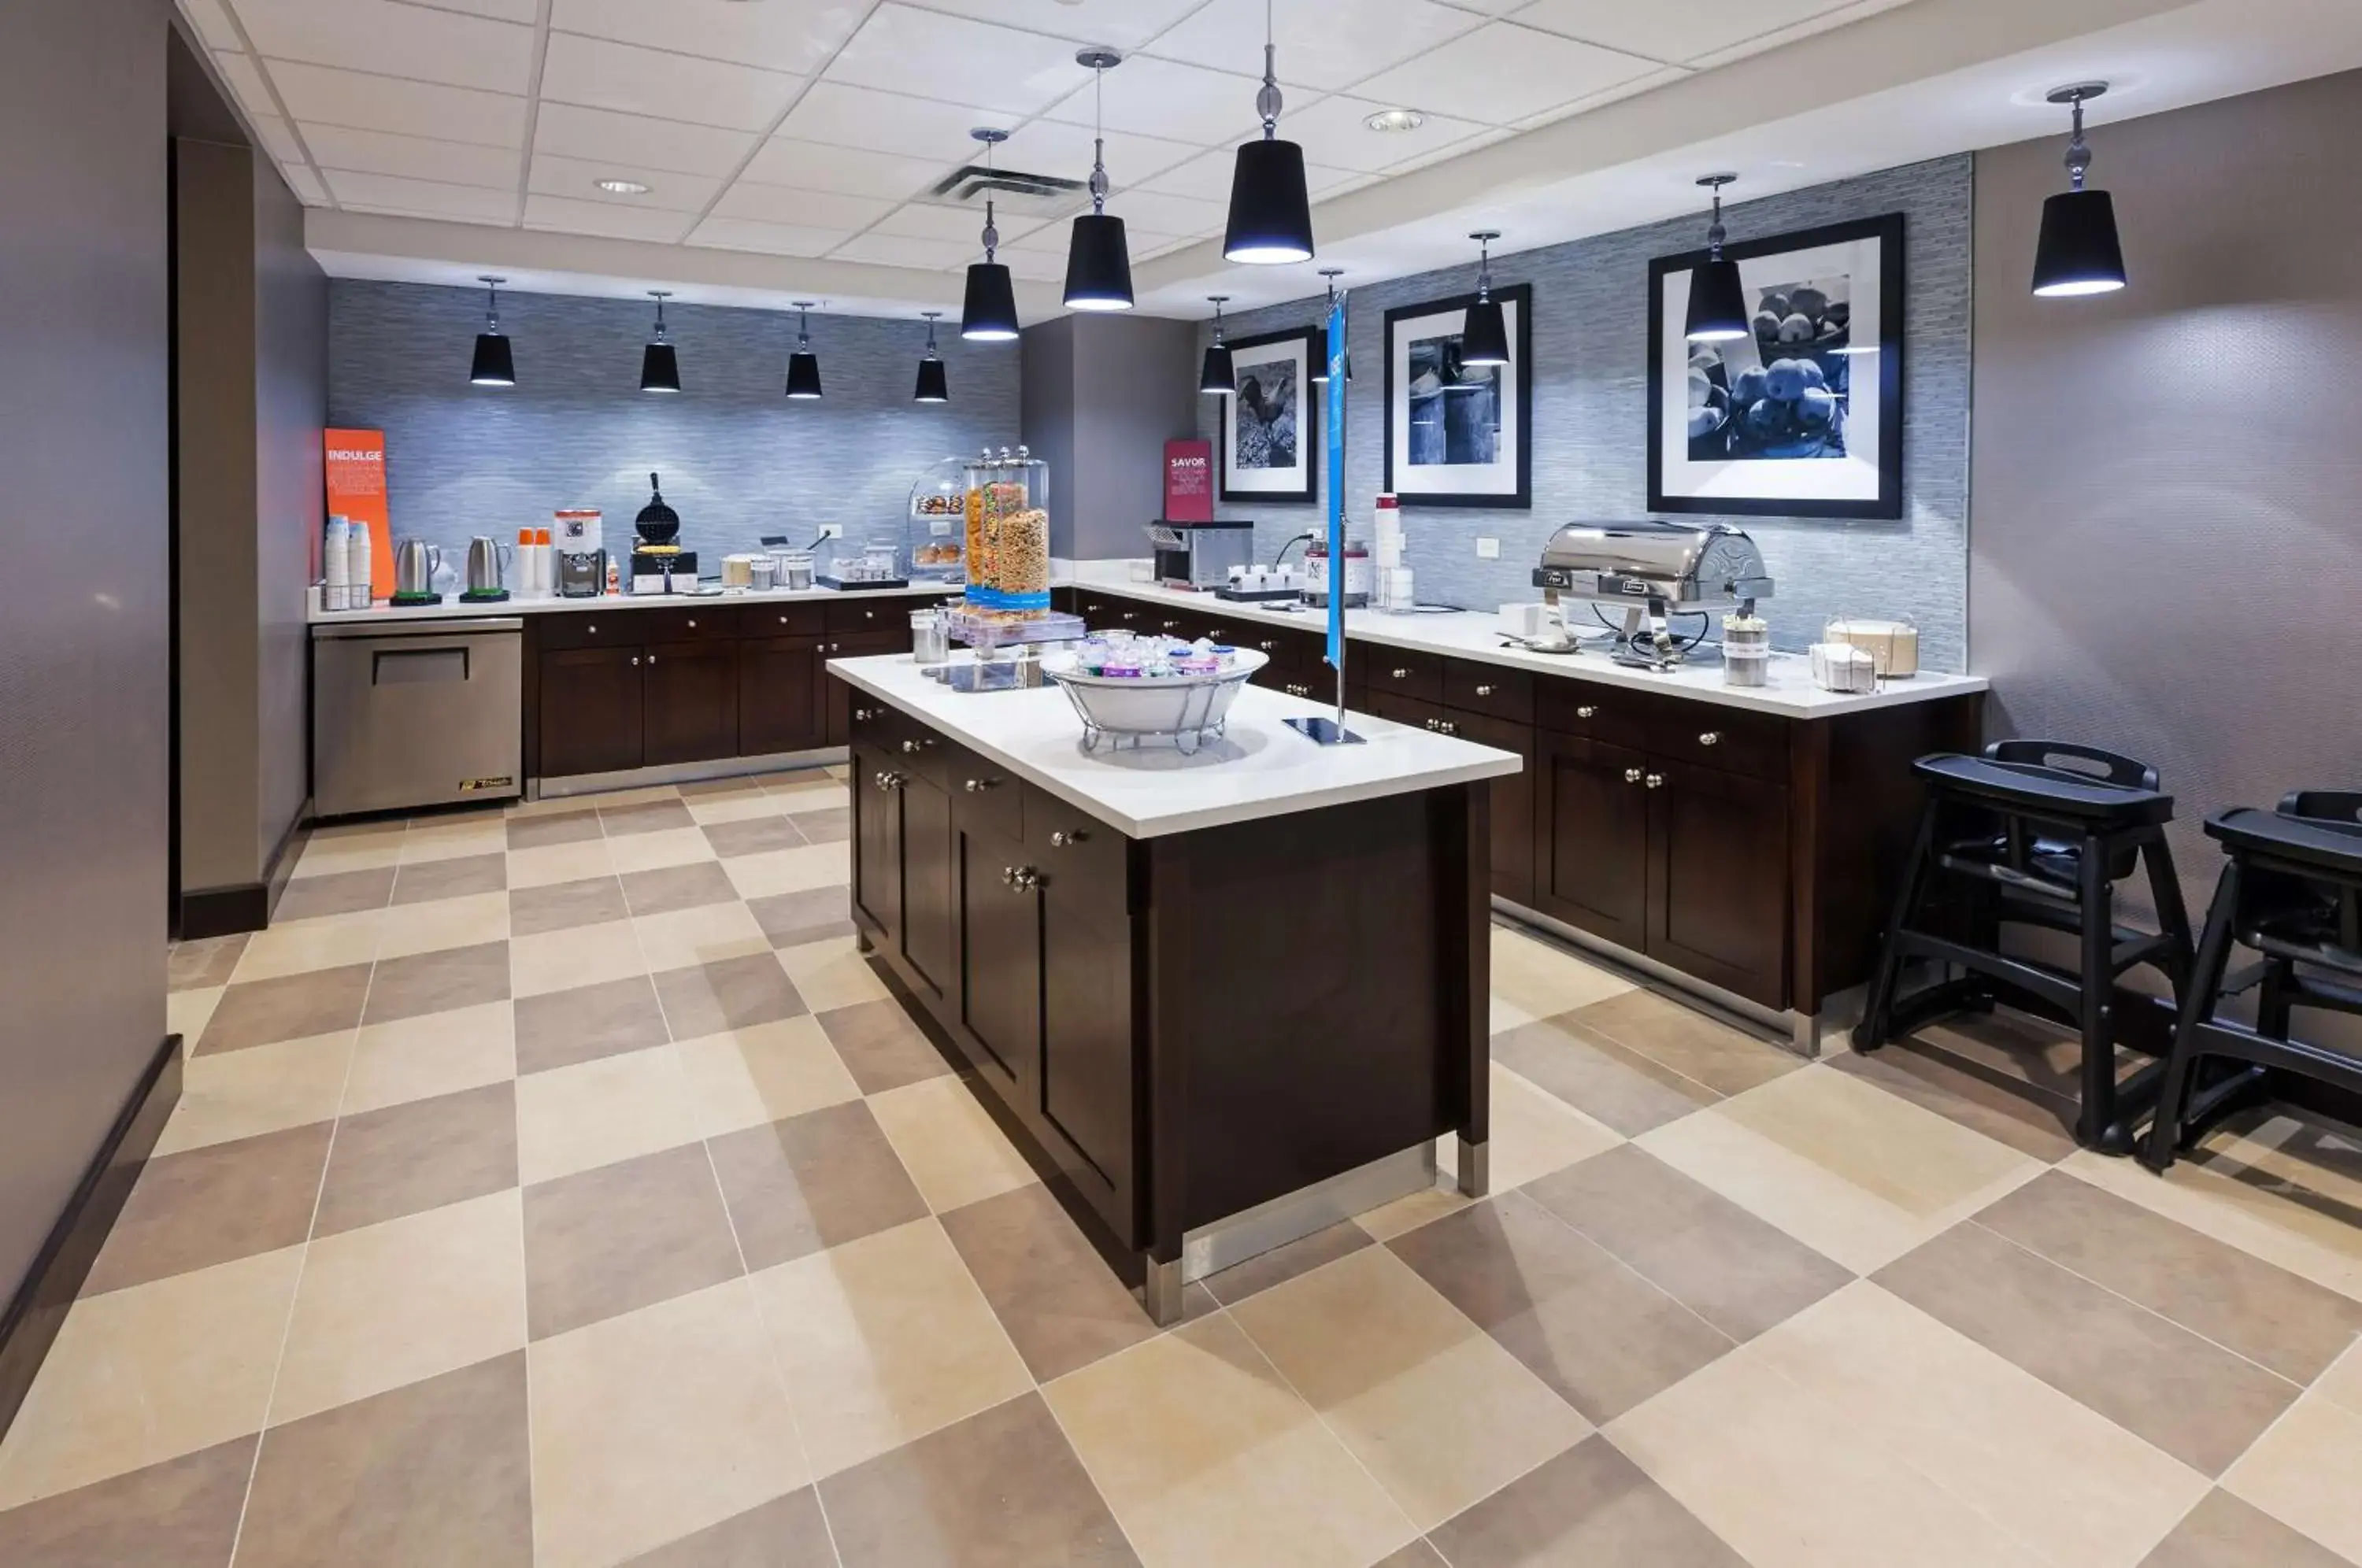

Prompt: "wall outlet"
[817,523,844,540]
[1475,537,1500,560]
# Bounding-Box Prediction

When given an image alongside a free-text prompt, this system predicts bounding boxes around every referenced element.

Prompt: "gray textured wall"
[1072,314,1201,560]
[254,153,325,862]
[1,0,171,1305]
[330,282,1022,568]
[1197,156,1971,668]
[1971,70,2362,908]
[1020,316,1078,557]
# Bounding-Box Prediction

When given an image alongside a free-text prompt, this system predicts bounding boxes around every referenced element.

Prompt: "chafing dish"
[1532,521,1773,670]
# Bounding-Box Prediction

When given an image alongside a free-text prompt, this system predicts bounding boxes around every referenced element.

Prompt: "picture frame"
[1382,283,1532,508]
[1219,326,1322,504]
[1648,213,1905,520]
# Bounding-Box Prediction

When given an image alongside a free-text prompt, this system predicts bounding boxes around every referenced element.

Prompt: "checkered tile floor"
[7,764,2362,1566]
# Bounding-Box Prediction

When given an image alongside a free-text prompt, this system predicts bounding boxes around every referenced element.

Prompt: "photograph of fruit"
[1686,274,1853,461]
[1383,283,1533,508]
[1219,327,1321,504]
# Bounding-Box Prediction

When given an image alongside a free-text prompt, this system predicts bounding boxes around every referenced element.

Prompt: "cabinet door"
[641,641,738,766]
[850,747,901,941]
[738,636,823,756]
[823,628,909,745]
[1534,733,1651,951]
[1446,708,1536,907]
[538,645,643,778]
[1648,759,1790,1009]
[957,823,1040,1099]
[898,768,957,1004]
[1036,819,1134,1205]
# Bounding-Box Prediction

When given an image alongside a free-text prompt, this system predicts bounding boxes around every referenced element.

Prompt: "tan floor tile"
[364,939,513,1025]
[1202,1220,1375,1308]
[1229,1246,1590,1530]
[869,1074,1039,1213]
[515,1045,700,1185]
[314,1082,519,1237]
[0,1435,253,1567]
[1044,1311,1419,1568]
[674,1016,861,1137]
[154,1028,351,1156]
[553,784,680,812]
[750,1218,1032,1479]
[514,974,673,1076]
[600,797,697,837]
[2224,1392,2362,1562]
[233,909,382,982]
[505,837,616,889]
[686,789,789,827]
[291,831,406,878]
[83,1121,331,1295]
[1483,1063,1622,1191]
[1490,925,1633,1020]
[2144,1488,2357,1568]
[2060,1146,2362,1306]
[709,1101,929,1272]
[1493,1012,1722,1137]
[342,1000,516,1116]
[271,1188,527,1425]
[510,918,646,998]
[1424,1436,1745,1568]
[725,841,851,900]
[2194,1108,2362,1211]
[524,1143,746,1340]
[619,860,740,918]
[816,997,950,1094]
[655,951,809,1040]
[939,1185,1159,1384]
[509,874,631,937]
[778,934,886,1005]
[273,866,396,923]
[2318,1339,2362,1418]
[1829,1035,2081,1162]
[398,813,511,864]
[375,889,509,960]
[702,815,810,859]
[623,1492,836,1568]
[633,900,771,972]
[0,1245,302,1509]
[389,850,507,904]
[530,1279,809,1568]
[605,826,717,875]
[747,886,857,949]
[168,933,248,991]
[1355,1182,1475,1244]
[166,983,223,1043]
[793,807,849,844]
[506,806,605,845]
[1564,989,1802,1097]
[765,772,846,812]
[1752,1282,2208,1566]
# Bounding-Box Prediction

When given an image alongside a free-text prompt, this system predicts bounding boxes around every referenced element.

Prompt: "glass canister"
[908,457,969,582]
[1723,612,1770,687]
[910,606,950,665]
[964,446,1051,616]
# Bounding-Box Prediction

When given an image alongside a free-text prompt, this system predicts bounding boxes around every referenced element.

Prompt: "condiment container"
[1826,617,1919,679]
[910,608,949,666]
[1723,612,1770,688]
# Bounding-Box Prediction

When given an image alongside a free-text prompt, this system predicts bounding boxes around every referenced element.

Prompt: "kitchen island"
[828,653,1522,1323]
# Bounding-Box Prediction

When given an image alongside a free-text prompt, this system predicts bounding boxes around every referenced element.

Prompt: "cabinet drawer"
[1536,679,1653,748]
[533,611,642,652]
[947,745,1024,844]
[845,694,915,752]
[635,606,737,645]
[825,627,907,658]
[824,597,905,634]
[1237,624,1312,671]
[743,603,826,638]
[1442,660,1534,723]
[1365,647,1445,704]
[1363,689,1444,732]
[1025,786,1129,896]
[1649,705,1789,782]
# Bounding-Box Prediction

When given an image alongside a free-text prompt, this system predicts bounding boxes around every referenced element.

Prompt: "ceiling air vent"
[930,163,1088,221]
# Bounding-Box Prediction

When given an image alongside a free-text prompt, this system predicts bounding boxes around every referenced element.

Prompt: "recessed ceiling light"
[1363,108,1425,134]
[595,178,651,195]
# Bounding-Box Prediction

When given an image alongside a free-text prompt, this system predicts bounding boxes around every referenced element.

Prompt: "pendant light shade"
[1683,175,1750,343]
[639,290,679,393]
[469,275,514,386]
[913,312,949,403]
[784,301,822,400]
[2031,83,2127,297]
[1200,295,1234,395]
[1063,50,1135,312]
[1223,2,1314,264]
[1460,234,1510,368]
[960,128,1023,340]
[1309,269,1350,383]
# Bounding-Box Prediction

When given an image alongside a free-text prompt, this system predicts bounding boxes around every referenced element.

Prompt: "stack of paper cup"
[1372,492,1403,569]
[347,520,373,608]
[324,515,350,610]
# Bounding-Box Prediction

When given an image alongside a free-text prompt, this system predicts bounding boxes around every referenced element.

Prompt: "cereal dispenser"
[964,446,1050,615]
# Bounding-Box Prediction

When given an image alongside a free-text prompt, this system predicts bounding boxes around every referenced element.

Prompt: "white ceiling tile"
[531,103,758,179]
[899,0,1205,50]
[1510,64,1690,129]
[774,82,1009,163]
[1042,54,1268,146]
[1136,146,1361,202]
[710,183,895,232]
[529,152,721,213]
[741,138,952,202]
[539,31,802,132]
[871,202,1002,245]
[1146,0,1486,92]
[267,60,528,148]
[687,216,850,257]
[322,168,520,221]
[232,0,535,93]
[827,232,984,272]
[991,118,1200,189]
[824,6,1090,116]
[305,123,519,187]
[247,114,307,166]
[1510,0,1855,65]
[998,249,1067,282]
[1104,187,1227,237]
[1683,0,1914,68]
[550,0,865,72]
[1353,21,1658,124]
[1005,220,1183,257]
[408,0,538,20]
[1273,94,1492,173]
[209,50,279,119]
[522,194,698,242]
[279,161,329,204]
[180,0,243,50]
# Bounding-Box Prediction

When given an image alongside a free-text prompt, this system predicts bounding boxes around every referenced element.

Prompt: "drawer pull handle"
[1624,767,1645,784]
[1000,866,1016,886]
[963,777,1001,793]
[899,740,923,755]
[1698,731,1722,747]
[852,707,873,721]
[646,653,656,665]
[1645,773,1664,790]
[1391,668,1412,680]
[630,655,640,667]
[1011,867,1041,891]
[1050,829,1086,848]
[1438,721,1457,737]
[1475,684,1495,697]
[1576,704,1597,719]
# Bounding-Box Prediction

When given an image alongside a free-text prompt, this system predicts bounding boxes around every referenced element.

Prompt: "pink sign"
[1164,439,1213,522]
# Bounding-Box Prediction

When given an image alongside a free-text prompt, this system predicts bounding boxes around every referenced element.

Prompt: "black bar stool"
[1853,740,2194,1153]
[2141,796,2362,1171]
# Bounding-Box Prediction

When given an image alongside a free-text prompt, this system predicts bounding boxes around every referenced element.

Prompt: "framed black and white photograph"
[1649,213,1904,520]
[1383,284,1532,508]
[1219,327,1320,504]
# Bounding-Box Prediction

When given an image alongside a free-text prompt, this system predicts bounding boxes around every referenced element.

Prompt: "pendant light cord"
[1257,0,1283,139]
[2065,95,2092,191]
[1090,65,1108,215]
[483,277,500,331]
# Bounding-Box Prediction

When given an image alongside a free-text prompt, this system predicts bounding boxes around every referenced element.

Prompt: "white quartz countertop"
[828,653,1523,839]
[305,580,955,625]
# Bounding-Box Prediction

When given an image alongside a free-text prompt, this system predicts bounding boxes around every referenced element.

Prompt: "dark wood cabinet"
[1649,760,1790,1006]
[1535,733,1653,953]
[850,746,901,941]
[957,820,1039,1096]
[898,768,957,1006]
[640,641,738,767]
[1449,709,1535,907]
[738,635,824,756]
[539,645,646,778]
[824,627,911,745]
[1035,807,1135,1198]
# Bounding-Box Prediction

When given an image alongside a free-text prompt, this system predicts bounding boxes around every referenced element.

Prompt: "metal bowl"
[1041,650,1268,756]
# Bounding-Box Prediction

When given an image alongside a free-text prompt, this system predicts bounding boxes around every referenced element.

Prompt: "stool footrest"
[1896,933,2082,1014]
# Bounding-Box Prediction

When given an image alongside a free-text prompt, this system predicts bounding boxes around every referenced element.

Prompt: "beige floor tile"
[1481,1064,1622,1192]
[510,918,647,999]
[2193,1108,2362,1214]
[153,1029,352,1156]
[633,900,770,973]
[2059,1150,2362,1306]
[270,1188,526,1426]
[515,1045,700,1185]
[687,790,787,827]
[166,985,224,1044]
[373,889,509,960]
[725,842,851,901]
[605,827,716,876]
[233,910,382,983]
[766,774,846,813]
[0,1245,303,1509]
[1640,1067,2042,1274]
[868,1074,1040,1213]
[779,935,888,1011]
[1228,1246,1590,1531]
[341,1000,516,1116]
[1607,1326,2052,1568]
[2318,1339,2362,1418]
[537,784,679,813]
[1750,1282,2207,1567]
[1490,925,1633,1020]
[529,1278,808,1568]
[2224,1392,2362,1562]
[398,815,509,864]
[1044,1311,1419,1568]
[674,1016,861,1137]
[291,833,406,878]
[506,838,616,890]
[1356,1182,1475,1243]
[748,1218,1032,1479]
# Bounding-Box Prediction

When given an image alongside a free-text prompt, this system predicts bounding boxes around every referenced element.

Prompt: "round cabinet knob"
[1120,611,1137,622]
[1438,721,1457,736]
[1050,829,1086,848]
[1012,867,1041,891]
[587,624,597,634]
[1645,773,1665,790]
[1001,866,1016,886]
[1576,704,1597,719]
[1698,731,1722,747]
[1624,767,1645,784]
[1391,668,1411,680]
[779,615,790,624]
[1475,684,1495,697]
[864,609,876,620]
[629,655,640,666]
[647,653,657,664]
[687,618,697,628]
[1259,639,1277,650]
[899,740,921,754]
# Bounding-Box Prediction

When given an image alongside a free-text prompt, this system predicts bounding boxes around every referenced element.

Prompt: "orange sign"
[324,429,393,600]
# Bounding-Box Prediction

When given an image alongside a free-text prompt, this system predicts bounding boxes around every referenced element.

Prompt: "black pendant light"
[961,128,1023,341]
[1224,0,1314,264]
[1461,234,1510,368]
[1309,268,1350,383]
[913,311,950,403]
[2032,82,2127,298]
[1684,175,1749,343]
[469,274,514,386]
[784,301,823,400]
[1064,48,1134,312]
[1199,296,1235,395]
[639,290,680,393]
